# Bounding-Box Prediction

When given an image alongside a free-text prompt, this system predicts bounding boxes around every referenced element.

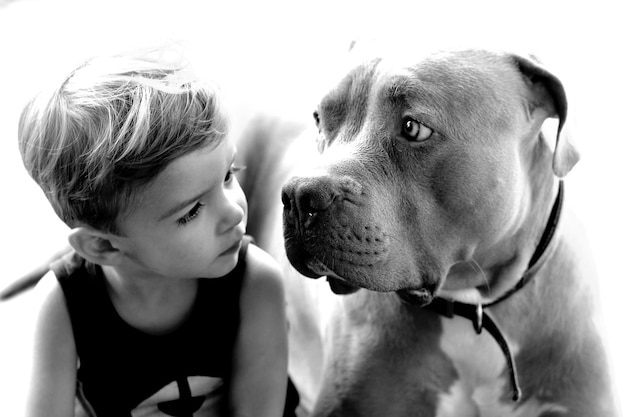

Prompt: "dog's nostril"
[281,189,292,211]
[300,195,317,214]
[282,176,340,224]
[297,186,335,215]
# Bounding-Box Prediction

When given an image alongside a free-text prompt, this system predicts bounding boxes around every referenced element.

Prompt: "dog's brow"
[320,94,344,114]
[383,79,412,104]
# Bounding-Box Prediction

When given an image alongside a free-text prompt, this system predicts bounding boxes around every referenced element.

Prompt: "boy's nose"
[219,195,246,233]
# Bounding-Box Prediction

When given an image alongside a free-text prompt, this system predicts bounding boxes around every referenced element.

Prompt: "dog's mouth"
[306,258,438,302]
[306,258,361,295]
[396,287,436,307]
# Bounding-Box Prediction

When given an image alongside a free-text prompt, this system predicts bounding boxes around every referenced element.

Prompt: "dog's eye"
[313,110,321,128]
[401,117,433,142]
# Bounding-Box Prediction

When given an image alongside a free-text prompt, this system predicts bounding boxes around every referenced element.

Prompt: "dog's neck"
[441,175,562,305]
[423,178,564,403]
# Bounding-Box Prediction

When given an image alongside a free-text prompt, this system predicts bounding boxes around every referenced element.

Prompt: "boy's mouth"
[220,240,242,257]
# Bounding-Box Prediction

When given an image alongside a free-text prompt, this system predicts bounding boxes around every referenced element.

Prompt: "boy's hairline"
[19,51,228,236]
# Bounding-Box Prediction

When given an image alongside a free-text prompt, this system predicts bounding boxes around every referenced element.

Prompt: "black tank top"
[54,237,252,416]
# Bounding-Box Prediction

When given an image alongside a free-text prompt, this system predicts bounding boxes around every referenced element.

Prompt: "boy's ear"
[68,227,123,266]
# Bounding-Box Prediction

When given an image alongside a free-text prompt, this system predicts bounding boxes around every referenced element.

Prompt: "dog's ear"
[513,54,580,177]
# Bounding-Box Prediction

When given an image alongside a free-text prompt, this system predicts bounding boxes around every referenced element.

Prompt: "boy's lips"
[220,239,242,256]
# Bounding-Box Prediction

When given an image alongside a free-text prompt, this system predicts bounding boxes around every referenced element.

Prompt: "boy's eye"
[177,202,204,226]
[225,165,246,183]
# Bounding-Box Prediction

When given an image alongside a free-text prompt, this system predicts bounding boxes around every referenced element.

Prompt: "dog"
[3,45,619,416]
[240,43,619,416]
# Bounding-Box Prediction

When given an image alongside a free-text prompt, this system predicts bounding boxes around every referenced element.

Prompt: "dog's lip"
[306,259,347,282]
[326,276,361,294]
[306,258,361,294]
[396,287,436,307]
[305,257,335,277]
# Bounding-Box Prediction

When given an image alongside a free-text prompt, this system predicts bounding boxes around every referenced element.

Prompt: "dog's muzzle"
[281,174,389,294]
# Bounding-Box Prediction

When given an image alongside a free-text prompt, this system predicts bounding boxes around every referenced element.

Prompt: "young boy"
[19,51,294,417]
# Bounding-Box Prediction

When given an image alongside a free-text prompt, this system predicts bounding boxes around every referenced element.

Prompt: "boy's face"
[113,137,248,280]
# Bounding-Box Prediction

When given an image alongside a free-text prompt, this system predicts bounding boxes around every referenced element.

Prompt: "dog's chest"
[435,318,567,417]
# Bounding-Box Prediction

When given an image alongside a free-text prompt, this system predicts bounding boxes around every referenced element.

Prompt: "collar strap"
[486,180,564,308]
[423,180,564,402]
[424,298,521,401]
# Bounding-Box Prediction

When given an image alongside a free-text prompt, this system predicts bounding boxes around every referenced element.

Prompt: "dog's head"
[281,46,578,304]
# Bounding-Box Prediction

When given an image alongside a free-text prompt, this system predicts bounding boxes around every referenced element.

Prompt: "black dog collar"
[421,180,564,402]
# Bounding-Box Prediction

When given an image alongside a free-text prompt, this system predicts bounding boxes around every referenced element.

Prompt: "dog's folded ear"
[513,54,580,177]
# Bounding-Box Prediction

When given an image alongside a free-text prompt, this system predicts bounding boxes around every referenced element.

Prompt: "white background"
[0,0,624,414]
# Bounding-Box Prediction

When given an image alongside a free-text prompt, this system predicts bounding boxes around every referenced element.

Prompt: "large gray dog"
[3,45,619,416]
[239,44,618,416]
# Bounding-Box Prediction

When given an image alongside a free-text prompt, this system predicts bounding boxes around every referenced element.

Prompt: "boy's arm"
[229,244,289,417]
[25,271,78,417]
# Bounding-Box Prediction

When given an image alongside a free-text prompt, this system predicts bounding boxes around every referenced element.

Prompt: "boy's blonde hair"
[19,52,228,234]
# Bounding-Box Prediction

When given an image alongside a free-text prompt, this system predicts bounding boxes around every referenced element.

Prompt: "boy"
[19,51,294,416]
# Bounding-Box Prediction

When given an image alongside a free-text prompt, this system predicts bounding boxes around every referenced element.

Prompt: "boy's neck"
[101,265,199,335]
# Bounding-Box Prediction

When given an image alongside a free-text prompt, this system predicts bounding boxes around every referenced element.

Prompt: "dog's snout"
[282,176,341,225]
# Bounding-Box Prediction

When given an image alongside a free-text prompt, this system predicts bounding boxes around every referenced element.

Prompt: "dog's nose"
[282,176,340,225]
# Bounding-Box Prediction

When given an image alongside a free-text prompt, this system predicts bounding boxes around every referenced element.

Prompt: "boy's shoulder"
[244,243,282,278]
[241,243,284,297]
[49,250,87,279]
[30,268,72,327]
